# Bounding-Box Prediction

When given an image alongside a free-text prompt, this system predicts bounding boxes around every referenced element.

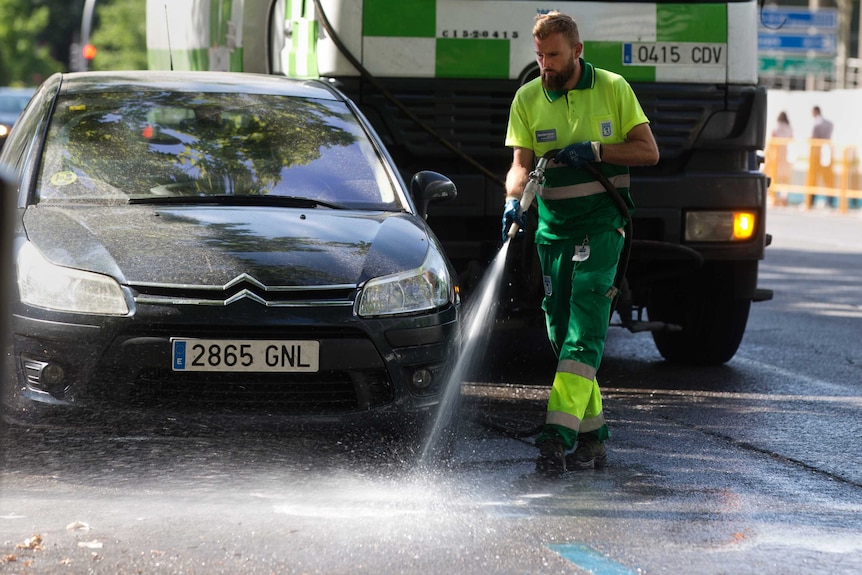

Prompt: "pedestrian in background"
[811,106,833,140]
[772,111,792,139]
[502,10,659,474]
[809,106,835,208]
[770,111,793,205]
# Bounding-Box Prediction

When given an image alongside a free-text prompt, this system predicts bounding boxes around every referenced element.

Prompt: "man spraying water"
[502,10,659,475]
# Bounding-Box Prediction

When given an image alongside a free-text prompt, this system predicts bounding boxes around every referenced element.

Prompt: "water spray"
[420,153,556,464]
[419,241,509,465]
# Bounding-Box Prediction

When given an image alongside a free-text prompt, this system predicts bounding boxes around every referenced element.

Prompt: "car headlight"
[17,242,130,315]
[357,247,453,317]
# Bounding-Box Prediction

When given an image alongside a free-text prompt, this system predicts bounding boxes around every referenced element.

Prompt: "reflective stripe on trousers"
[546,371,606,434]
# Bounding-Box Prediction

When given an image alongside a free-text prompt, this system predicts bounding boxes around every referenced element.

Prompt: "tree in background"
[0,0,64,86]
[89,0,147,71]
[36,0,88,71]
[0,0,147,85]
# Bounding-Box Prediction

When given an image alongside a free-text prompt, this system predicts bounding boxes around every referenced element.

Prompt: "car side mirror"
[409,171,457,220]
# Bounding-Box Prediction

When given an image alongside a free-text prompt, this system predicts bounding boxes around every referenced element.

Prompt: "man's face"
[534,32,581,91]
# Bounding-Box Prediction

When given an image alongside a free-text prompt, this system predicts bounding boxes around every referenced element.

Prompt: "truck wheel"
[647,266,752,366]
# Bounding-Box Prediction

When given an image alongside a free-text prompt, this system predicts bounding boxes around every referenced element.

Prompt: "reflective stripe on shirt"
[540,174,631,201]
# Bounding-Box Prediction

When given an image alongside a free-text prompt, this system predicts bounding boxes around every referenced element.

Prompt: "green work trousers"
[536,228,623,450]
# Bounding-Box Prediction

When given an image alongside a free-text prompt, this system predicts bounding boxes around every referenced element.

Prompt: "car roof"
[55,71,344,101]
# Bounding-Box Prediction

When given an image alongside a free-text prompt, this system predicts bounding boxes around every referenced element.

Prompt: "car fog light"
[41,364,66,387]
[412,368,433,389]
[22,358,68,395]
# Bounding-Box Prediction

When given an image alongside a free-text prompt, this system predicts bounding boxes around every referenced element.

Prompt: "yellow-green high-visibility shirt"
[505,59,650,243]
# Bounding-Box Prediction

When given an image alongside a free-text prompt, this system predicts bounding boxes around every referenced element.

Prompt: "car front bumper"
[7,301,459,424]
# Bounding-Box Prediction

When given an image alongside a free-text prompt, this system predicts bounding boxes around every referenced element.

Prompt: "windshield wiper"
[128,195,348,209]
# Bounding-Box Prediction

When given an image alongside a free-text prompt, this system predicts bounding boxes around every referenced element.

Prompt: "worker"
[502,10,659,474]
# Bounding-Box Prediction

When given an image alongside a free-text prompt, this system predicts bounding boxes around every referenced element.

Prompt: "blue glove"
[554,141,597,169]
[501,198,526,242]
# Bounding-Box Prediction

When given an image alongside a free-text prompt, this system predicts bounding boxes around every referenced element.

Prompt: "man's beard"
[542,58,576,91]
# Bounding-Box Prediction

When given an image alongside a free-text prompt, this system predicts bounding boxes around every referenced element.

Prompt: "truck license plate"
[171,338,320,372]
[623,42,725,66]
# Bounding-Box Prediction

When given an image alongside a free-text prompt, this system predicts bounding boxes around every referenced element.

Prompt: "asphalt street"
[1,206,860,574]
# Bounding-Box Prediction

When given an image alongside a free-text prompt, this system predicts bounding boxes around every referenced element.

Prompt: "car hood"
[22,205,432,287]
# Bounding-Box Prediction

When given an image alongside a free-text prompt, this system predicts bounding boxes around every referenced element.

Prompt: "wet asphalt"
[1,207,861,574]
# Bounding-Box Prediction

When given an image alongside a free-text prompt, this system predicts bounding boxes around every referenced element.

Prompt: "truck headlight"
[357,247,453,317]
[17,242,130,315]
[685,211,756,242]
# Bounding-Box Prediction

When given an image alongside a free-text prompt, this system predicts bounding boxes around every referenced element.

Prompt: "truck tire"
[647,264,752,366]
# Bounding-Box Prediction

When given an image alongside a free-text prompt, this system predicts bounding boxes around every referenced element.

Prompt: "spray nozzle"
[506,153,555,239]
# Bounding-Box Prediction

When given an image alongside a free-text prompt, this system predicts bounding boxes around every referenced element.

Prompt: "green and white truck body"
[148,0,772,365]
[149,0,757,83]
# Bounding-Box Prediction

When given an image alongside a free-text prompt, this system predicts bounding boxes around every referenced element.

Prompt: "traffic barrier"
[764,138,862,214]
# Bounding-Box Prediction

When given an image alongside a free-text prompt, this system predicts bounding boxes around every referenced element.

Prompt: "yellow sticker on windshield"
[50,171,77,186]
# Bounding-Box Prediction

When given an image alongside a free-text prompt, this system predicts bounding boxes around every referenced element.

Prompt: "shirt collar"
[543,59,596,102]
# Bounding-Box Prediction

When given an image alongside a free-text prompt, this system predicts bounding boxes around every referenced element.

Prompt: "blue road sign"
[759,8,838,30]
[758,33,837,54]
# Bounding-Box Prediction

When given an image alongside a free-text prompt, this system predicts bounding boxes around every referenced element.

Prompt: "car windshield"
[36,90,400,209]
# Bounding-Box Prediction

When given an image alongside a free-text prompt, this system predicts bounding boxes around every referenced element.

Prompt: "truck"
[147,0,773,365]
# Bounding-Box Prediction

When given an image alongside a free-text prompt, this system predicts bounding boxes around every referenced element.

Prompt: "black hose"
[584,163,632,313]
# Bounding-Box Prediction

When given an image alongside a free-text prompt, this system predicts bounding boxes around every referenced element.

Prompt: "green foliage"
[0,0,64,86]
[89,0,147,71]
[0,0,148,83]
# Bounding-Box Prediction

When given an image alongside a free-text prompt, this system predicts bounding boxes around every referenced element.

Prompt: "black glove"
[501,198,526,242]
[554,141,600,169]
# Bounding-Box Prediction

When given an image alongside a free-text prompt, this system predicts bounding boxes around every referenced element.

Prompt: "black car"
[2,71,460,440]
[0,86,36,150]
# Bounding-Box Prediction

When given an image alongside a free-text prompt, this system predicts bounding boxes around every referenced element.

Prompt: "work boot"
[535,436,567,475]
[567,436,607,470]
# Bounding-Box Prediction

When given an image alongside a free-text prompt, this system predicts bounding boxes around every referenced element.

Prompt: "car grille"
[130,275,358,307]
[129,369,394,414]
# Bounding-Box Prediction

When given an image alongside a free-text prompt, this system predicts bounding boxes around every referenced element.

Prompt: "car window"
[35,91,400,209]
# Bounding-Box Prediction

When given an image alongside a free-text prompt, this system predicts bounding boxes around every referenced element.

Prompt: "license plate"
[171,338,320,372]
[622,42,725,66]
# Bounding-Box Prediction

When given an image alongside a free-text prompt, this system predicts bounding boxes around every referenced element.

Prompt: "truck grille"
[348,78,754,169]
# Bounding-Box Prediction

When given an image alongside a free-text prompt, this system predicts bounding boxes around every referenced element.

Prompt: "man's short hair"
[533,11,580,47]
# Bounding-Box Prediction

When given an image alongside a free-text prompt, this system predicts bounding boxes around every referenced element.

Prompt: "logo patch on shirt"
[600,121,613,138]
[543,276,553,296]
[536,129,557,143]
